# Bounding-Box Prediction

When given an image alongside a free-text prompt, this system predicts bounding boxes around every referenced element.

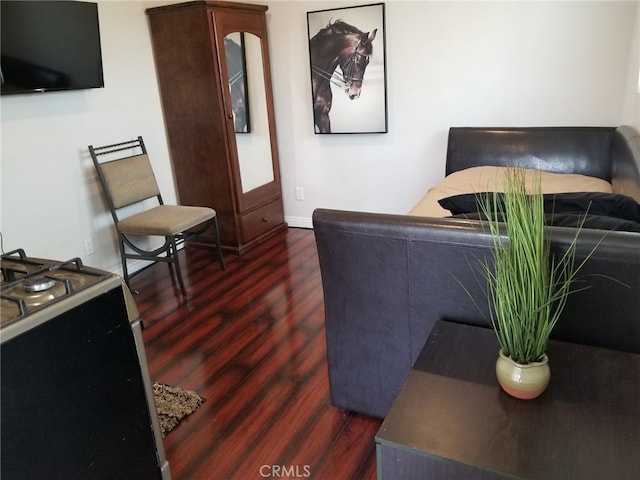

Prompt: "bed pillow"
[439,192,640,232]
[407,166,613,218]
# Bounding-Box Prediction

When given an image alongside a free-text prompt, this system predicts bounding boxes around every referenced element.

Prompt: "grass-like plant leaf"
[471,168,597,364]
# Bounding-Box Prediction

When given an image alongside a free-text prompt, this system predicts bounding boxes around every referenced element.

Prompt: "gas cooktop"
[0,249,113,327]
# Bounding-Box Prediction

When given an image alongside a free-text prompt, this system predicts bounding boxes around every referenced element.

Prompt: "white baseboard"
[285,216,313,229]
[110,258,154,278]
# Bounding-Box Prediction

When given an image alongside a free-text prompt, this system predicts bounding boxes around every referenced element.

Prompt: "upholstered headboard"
[611,126,640,202]
[445,127,616,181]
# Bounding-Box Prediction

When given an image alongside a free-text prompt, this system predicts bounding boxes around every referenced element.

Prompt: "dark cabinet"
[147,1,286,254]
[1,287,169,479]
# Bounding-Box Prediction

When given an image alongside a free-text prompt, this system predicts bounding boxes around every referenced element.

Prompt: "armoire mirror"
[224,32,274,194]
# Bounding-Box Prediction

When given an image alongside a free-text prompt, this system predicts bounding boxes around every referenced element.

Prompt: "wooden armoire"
[146,1,286,254]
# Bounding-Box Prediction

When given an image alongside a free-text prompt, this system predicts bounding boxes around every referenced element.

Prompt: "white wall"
[1,0,638,274]
[622,0,640,127]
[271,0,639,226]
[1,1,171,273]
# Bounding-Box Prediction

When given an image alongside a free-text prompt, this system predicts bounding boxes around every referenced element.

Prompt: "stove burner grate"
[1,249,112,326]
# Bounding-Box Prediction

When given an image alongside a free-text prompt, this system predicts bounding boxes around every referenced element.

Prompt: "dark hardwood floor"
[131,227,381,480]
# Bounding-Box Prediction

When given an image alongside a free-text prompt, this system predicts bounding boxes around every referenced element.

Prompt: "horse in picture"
[225,36,249,133]
[309,20,377,133]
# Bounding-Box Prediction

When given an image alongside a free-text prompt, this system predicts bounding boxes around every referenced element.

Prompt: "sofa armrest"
[313,210,492,417]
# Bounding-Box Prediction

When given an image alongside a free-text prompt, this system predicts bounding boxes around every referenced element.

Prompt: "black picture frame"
[224,32,251,133]
[307,3,387,134]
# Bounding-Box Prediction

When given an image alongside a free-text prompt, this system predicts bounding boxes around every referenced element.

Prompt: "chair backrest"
[89,137,162,222]
[99,154,161,208]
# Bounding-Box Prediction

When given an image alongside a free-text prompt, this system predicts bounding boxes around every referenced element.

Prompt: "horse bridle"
[311,38,370,87]
[341,40,370,85]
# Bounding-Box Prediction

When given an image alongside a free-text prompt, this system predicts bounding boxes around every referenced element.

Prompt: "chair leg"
[118,235,131,288]
[213,216,226,270]
[169,235,187,296]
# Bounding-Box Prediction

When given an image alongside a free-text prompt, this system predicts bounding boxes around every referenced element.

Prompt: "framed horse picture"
[307,3,388,134]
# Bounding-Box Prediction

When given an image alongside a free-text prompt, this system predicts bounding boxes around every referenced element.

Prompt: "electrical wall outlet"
[295,187,304,201]
[83,237,95,255]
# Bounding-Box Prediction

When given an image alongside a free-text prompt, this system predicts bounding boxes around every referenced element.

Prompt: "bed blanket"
[408,166,613,217]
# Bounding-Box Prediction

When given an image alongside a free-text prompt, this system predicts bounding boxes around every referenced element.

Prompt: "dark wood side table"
[375,320,640,480]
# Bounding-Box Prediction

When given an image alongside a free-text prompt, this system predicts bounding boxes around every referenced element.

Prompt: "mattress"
[408,166,613,218]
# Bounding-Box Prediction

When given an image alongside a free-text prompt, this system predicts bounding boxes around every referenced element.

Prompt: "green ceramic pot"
[495,349,550,400]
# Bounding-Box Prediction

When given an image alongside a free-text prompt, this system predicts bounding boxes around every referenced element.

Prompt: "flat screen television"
[1,1,104,96]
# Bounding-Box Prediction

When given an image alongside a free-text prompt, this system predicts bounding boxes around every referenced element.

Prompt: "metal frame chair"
[89,136,225,295]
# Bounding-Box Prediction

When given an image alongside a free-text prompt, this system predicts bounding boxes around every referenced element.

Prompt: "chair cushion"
[117,205,216,236]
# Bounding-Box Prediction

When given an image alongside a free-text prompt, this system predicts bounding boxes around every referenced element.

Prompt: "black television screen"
[1,1,104,95]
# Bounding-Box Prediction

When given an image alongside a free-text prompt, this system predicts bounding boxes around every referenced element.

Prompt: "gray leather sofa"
[313,126,640,419]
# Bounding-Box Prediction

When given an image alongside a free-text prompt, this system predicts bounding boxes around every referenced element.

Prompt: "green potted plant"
[466,168,595,399]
